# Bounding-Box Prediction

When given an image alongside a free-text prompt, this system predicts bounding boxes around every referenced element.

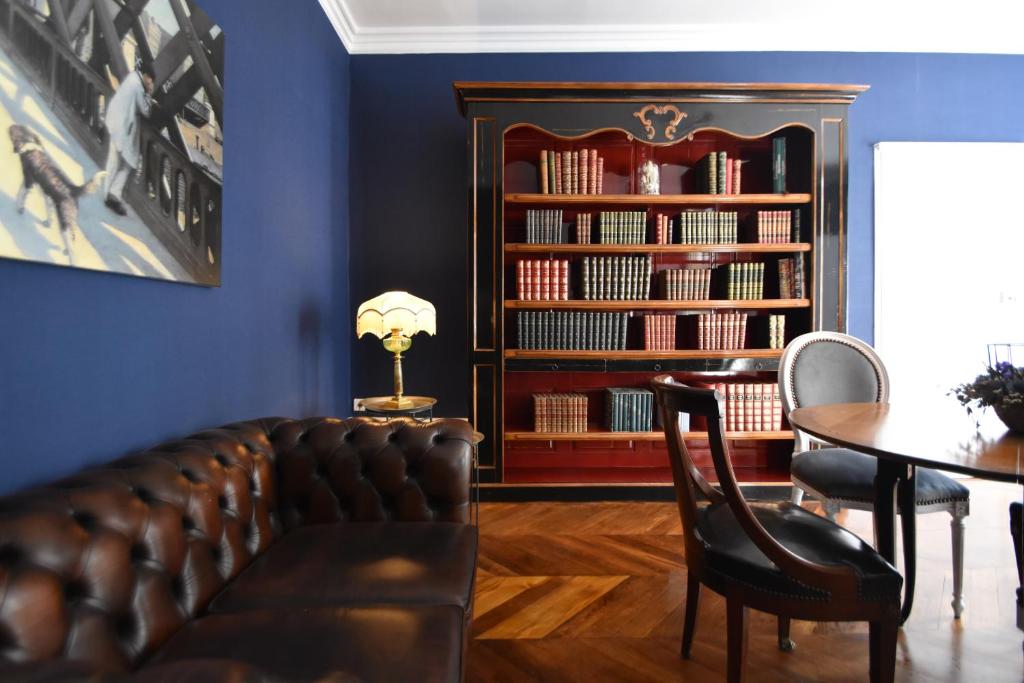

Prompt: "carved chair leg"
[869,618,898,683]
[950,505,967,619]
[681,571,701,658]
[777,615,794,652]
[726,596,748,683]
[791,485,805,506]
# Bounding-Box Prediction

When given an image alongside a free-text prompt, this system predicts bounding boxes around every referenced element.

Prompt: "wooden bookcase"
[455,82,867,498]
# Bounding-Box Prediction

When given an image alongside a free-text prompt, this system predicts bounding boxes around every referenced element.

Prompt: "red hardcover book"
[522,260,532,300]
[740,314,747,350]
[561,152,571,195]
[773,384,782,431]
[554,152,563,194]
[540,260,550,300]
[589,149,598,194]
[517,260,525,300]
[580,149,589,195]
[561,259,570,300]
[531,259,541,300]
[698,314,706,350]
[725,159,733,194]
[596,158,604,194]
[726,384,736,431]
[571,151,579,194]
[733,159,742,194]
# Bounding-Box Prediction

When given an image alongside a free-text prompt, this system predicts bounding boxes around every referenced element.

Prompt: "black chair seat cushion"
[698,501,902,602]
[792,448,970,506]
[209,522,477,615]
[146,605,463,682]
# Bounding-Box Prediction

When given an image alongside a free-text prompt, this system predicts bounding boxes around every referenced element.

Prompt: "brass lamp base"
[380,396,413,410]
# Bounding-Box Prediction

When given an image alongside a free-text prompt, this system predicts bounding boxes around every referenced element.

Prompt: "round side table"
[362,396,436,421]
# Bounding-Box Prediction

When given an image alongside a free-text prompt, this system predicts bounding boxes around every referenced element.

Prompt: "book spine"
[554,151,563,194]
[571,150,579,194]
[539,150,549,195]
[717,151,727,195]
[772,137,786,193]
[561,151,571,195]
[580,148,589,195]
[589,149,598,194]
[597,157,604,194]
[733,159,742,194]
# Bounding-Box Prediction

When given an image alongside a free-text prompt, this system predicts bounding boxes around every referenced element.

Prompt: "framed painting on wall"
[0,0,223,286]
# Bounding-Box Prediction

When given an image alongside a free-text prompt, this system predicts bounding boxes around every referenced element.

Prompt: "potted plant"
[952,362,1024,433]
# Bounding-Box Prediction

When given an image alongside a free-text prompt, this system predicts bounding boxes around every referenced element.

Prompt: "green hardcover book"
[791,208,801,243]
[548,150,556,194]
[707,152,719,194]
[620,312,628,350]
[758,262,765,299]
[772,137,786,193]
[717,152,727,195]
[728,264,736,300]
[644,256,652,300]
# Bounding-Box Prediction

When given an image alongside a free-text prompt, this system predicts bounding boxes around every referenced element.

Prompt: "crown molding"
[320,0,1024,56]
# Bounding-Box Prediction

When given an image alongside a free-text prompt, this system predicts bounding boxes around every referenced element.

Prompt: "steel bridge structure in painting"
[1,0,223,284]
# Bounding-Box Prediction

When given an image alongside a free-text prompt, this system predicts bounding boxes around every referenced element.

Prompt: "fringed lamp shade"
[356,291,436,339]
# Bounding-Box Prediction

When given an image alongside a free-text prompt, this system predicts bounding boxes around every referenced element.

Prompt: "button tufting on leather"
[63,580,87,601]
[0,544,21,564]
[71,511,97,530]
[181,469,198,483]
[214,454,229,467]
[135,487,154,503]
[170,576,184,599]
[115,615,136,639]
[181,516,195,531]
[130,543,148,562]
[217,495,229,510]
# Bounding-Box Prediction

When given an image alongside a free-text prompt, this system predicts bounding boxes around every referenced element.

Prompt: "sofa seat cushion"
[146,606,463,682]
[209,522,477,614]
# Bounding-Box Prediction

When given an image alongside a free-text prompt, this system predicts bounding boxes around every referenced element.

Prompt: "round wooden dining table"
[788,401,1024,625]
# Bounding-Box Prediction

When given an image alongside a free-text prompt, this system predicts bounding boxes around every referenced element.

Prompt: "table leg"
[897,465,917,625]
[874,462,918,625]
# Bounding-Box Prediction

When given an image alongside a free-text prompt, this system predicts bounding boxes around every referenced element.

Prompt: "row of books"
[643,314,677,351]
[606,388,655,432]
[710,382,784,432]
[679,210,739,245]
[697,313,749,350]
[596,211,648,244]
[699,152,743,195]
[533,393,588,433]
[767,314,786,350]
[515,259,571,301]
[516,311,629,350]
[777,257,807,299]
[539,149,604,195]
[581,256,653,300]
[525,210,565,244]
[576,213,593,244]
[652,214,672,245]
[659,267,713,301]
[516,310,789,352]
[756,210,800,244]
[726,263,765,300]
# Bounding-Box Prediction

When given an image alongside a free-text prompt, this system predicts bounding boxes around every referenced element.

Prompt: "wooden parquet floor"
[467,480,1024,682]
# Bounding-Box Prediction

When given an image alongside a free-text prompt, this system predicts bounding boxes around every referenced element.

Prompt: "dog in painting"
[9,123,105,258]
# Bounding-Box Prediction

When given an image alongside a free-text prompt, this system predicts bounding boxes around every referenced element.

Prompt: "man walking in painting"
[102,65,155,216]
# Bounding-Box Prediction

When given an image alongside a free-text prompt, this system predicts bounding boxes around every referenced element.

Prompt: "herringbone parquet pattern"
[467,480,1023,682]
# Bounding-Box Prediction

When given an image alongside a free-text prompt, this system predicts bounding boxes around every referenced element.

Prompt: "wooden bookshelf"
[457,82,863,497]
[505,299,811,310]
[505,349,784,360]
[505,430,794,442]
[506,243,812,254]
[505,193,812,205]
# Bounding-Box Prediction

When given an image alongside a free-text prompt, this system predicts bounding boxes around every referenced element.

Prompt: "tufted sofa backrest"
[0,417,473,674]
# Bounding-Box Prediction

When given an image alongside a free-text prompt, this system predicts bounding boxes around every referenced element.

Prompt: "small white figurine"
[638,160,660,195]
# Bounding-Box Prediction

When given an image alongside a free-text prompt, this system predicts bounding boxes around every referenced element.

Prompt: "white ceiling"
[319,0,1024,55]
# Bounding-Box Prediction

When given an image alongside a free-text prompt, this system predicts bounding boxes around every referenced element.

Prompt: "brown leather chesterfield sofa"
[0,417,478,682]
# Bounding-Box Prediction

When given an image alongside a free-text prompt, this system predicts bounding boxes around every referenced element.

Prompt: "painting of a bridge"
[0,0,223,286]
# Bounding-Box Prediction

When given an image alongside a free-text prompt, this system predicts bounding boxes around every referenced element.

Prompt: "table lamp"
[356,291,436,409]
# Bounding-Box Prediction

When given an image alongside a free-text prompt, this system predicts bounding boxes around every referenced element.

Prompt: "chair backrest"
[651,375,863,597]
[778,332,889,450]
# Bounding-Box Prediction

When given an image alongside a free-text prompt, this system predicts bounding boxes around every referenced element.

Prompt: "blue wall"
[349,52,1024,416]
[0,0,350,493]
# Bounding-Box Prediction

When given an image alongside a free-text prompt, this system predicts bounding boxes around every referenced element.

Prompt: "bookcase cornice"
[454,81,870,116]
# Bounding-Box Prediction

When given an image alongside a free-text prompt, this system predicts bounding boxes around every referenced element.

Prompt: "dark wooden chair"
[651,376,903,683]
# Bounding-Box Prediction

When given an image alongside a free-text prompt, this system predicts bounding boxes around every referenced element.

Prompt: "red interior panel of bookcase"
[504,127,635,195]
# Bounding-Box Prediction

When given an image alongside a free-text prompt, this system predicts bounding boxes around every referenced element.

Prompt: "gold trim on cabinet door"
[822,117,846,332]
[472,363,497,470]
[472,116,497,352]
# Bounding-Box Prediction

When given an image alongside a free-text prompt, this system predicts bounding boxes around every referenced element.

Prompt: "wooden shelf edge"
[504,349,783,360]
[505,243,812,254]
[505,299,810,310]
[505,193,812,205]
[504,430,794,442]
